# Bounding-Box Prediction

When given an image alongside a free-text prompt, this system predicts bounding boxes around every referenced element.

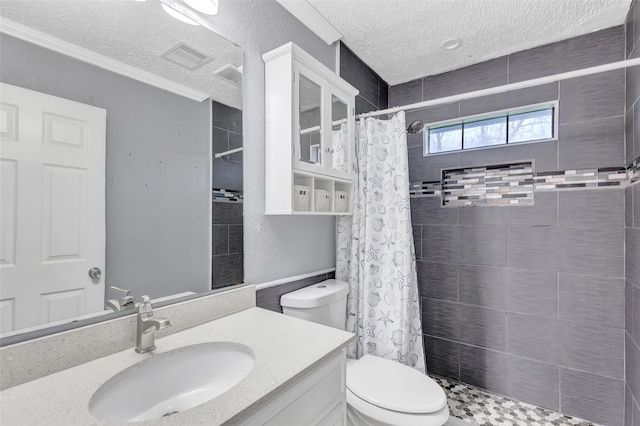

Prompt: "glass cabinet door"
[329,94,349,174]
[298,73,322,166]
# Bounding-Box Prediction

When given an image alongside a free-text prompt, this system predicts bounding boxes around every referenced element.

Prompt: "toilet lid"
[346,355,447,414]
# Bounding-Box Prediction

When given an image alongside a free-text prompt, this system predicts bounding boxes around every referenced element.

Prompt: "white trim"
[359,57,640,119]
[253,268,336,290]
[0,18,209,102]
[275,0,342,45]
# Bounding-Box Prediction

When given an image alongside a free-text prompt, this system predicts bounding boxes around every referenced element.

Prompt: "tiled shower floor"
[432,376,602,426]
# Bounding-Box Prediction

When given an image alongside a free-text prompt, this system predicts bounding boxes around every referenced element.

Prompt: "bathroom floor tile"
[432,376,601,426]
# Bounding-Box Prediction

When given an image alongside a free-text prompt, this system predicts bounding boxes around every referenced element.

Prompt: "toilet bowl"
[281,279,450,426]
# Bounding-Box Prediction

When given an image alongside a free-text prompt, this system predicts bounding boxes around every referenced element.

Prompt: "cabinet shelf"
[264,42,359,215]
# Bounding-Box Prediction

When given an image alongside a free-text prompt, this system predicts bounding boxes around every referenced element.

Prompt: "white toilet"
[280,279,450,426]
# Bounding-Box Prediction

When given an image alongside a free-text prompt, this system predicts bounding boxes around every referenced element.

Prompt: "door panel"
[0,82,106,332]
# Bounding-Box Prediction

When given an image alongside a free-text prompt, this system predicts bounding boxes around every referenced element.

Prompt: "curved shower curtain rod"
[357,57,640,120]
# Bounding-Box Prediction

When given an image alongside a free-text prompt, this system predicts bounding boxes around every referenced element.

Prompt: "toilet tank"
[280,279,349,330]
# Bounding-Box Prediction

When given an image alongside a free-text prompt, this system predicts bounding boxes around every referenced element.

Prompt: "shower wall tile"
[459,82,558,117]
[422,225,460,264]
[409,150,459,182]
[212,101,242,134]
[625,384,633,426]
[423,335,460,380]
[388,78,422,108]
[410,196,458,225]
[628,0,640,59]
[458,192,557,226]
[212,225,229,255]
[355,96,377,116]
[628,109,635,165]
[635,107,640,163]
[635,283,640,345]
[255,272,333,313]
[413,224,422,260]
[422,57,508,101]
[422,225,507,267]
[507,313,624,379]
[634,183,640,227]
[339,42,378,107]
[507,226,625,277]
[508,25,624,83]
[626,334,640,411]
[628,228,640,286]
[228,225,243,254]
[560,368,625,426]
[340,42,388,114]
[458,226,507,267]
[416,261,458,302]
[559,70,625,124]
[627,186,634,228]
[558,273,625,328]
[458,266,557,318]
[212,201,243,224]
[457,139,558,173]
[459,344,560,411]
[627,281,634,339]
[211,253,243,289]
[423,298,507,351]
[558,189,625,228]
[558,116,625,169]
[627,65,640,111]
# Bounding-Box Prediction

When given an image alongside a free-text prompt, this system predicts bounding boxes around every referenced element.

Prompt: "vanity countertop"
[0,307,354,425]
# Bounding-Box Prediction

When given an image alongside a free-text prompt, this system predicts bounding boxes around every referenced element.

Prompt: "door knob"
[88,267,102,279]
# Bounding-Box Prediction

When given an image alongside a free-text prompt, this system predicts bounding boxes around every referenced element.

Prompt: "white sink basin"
[89,342,255,422]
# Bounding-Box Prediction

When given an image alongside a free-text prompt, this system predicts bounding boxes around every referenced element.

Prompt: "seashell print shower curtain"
[336,111,426,373]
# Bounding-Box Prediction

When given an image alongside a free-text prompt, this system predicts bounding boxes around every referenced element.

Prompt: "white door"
[0,82,106,333]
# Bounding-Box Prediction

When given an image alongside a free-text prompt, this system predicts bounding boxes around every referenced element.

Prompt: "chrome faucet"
[135,295,171,353]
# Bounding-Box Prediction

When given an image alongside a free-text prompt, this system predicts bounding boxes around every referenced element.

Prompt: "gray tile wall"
[627,2,640,425]
[390,25,629,425]
[211,100,243,290]
[340,42,388,114]
[256,271,335,313]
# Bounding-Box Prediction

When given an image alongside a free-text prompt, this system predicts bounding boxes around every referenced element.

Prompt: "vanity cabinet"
[241,349,347,425]
[263,42,358,215]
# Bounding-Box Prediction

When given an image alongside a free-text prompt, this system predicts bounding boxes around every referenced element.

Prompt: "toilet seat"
[346,388,450,426]
[346,355,447,413]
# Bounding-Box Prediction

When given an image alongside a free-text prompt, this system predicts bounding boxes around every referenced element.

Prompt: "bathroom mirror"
[0,0,243,341]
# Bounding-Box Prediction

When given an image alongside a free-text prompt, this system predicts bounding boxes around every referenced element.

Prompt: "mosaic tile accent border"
[432,375,601,426]
[212,188,243,202]
[442,162,534,207]
[409,156,640,208]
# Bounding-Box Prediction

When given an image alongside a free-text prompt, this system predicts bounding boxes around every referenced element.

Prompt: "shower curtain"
[336,111,426,373]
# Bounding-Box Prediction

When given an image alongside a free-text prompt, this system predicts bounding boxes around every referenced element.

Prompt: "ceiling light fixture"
[183,0,218,15]
[161,3,199,25]
[441,38,462,51]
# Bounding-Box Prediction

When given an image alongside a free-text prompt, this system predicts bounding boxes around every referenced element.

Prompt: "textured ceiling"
[0,0,242,108]
[306,0,632,85]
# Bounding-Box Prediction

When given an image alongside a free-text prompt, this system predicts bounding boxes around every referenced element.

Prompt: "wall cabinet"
[263,42,358,215]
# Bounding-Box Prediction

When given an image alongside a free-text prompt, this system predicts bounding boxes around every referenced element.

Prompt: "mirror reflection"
[0,0,243,338]
[298,73,322,165]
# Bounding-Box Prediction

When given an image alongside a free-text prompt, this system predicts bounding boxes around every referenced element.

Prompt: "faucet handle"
[110,285,131,296]
[110,286,135,309]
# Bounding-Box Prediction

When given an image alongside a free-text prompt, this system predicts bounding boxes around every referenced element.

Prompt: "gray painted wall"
[390,26,628,425]
[626,2,640,425]
[0,34,211,299]
[205,0,338,284]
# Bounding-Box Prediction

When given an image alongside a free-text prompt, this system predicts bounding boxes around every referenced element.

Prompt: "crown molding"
[275,0,342,45]
[0,18,209,102]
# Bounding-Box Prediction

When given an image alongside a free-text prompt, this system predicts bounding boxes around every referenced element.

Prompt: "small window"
[426,105,555,155]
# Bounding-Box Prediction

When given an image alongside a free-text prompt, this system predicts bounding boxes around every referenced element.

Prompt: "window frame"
[423,101,558,156]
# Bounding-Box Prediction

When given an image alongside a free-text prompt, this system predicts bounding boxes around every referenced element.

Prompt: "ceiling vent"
[213,64,243,84]
[160,42,213,70]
